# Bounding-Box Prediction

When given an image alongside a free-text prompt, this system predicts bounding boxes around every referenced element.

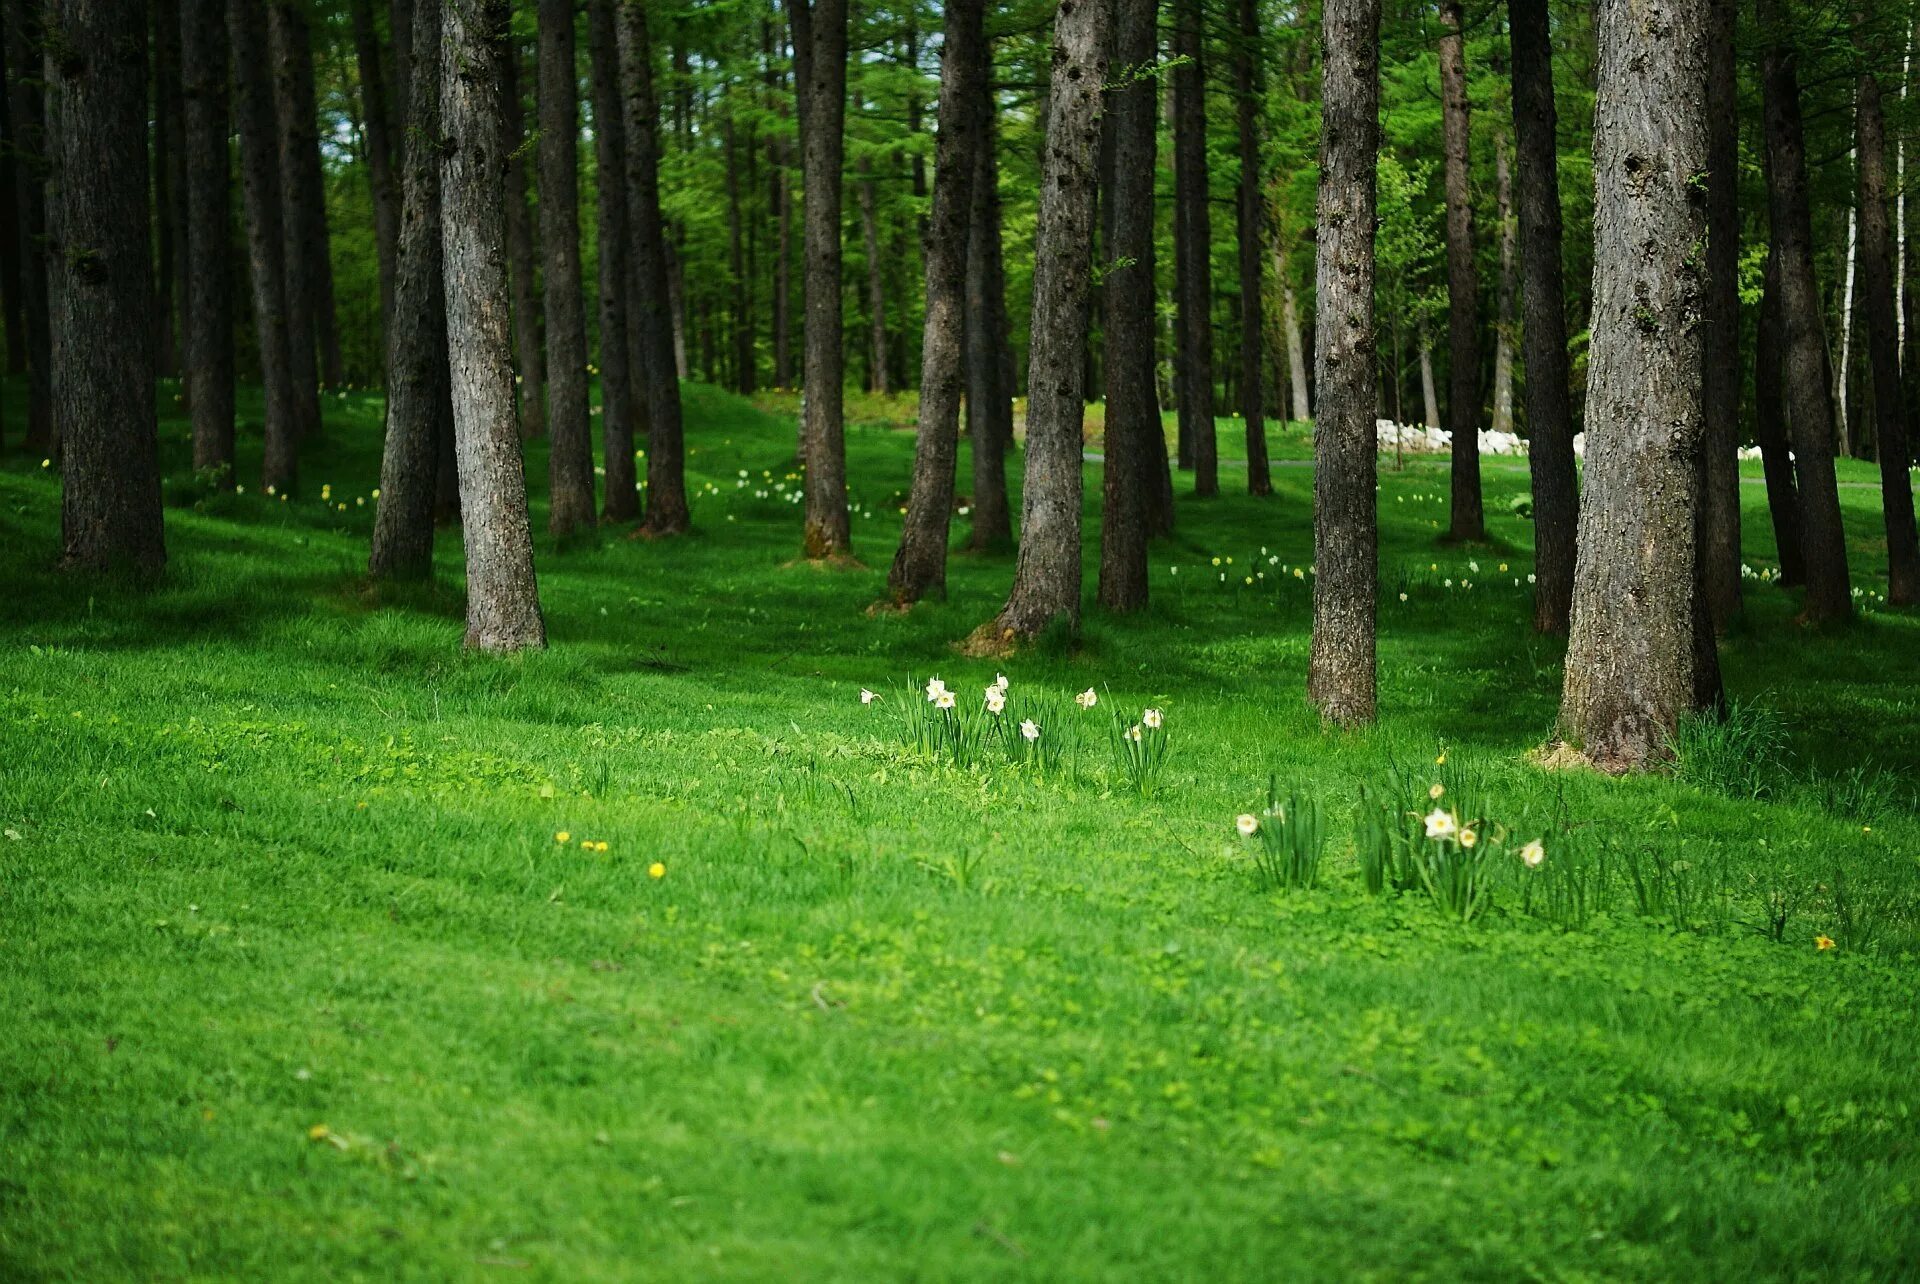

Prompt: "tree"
[1438,0,1482,542]
[1234,0,1268,497]
[787,0,853,558]
[269,2,337,425]
[501,40,545,438]
[181,0,234,478]
[588,0,638,523]
[230,1,299,494]
[1308,0,1380,726]
[968,0,1108,647]
[1098,0,1160,611]
[6,0,52,454]
[1559,0,1713,772]
[369,0,449,582]
[1508,0,1575,633]
[538,0,597,537]
[1753,246,1805,586]
[350,0,401,331]
[964,85,1014,553]
[1172,0,1216,495]
[1488,131,1514,435]
[886,0,985,606]
[50,0,164,576]
[1699,0,1742,625]
[152,0,187,378]
[441,0,546,650]
[1759,0,1852,622]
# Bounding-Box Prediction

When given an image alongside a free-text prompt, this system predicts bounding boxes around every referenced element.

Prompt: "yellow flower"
[1815,934,1835,951]
[1459,827,1478,849]
[307,1123,330,1141]
[1435,752,1447,766]
[555,831,571,844]
[648,862,666,879]
[1519,839,1545,868]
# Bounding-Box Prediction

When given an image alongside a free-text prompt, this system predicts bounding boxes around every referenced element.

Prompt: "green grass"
[2,381,1917,1280]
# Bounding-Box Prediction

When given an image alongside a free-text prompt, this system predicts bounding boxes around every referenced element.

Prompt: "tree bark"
[1559,0,1713,772]
[1234,0,1267,496]
[974,0,1107,643]
[441,0,546,650]
[269,1,337,418]
[1308,0,1380,726]
[1274,239,1309,423]
[886,0,984,605]
[786,0,851,557]
[1438,0,1482,540]
[536,0,595,536]
[0,28,20,384]
[350,0,400,334]
[621,0,689,535]
[1759,0,1853,622]
[370,0,448,581]
[181,0,234,476]
[50,0,164,576]
[1699,0,1743,625]
[1418,323,1440,429]
[1489,130,1515,436]
[6,0,51,453]
[723,110,753,394]
[1754,246,1805,585]
[153,0,186,377]
[1172,0,1216,495]
[500,39,545,438]
[1508,0,1576,633]
[231,1,298,493]
[1098,0,1159,611]
[857,156,888,394]
[965,84,1014,553]
[588,0,636,522]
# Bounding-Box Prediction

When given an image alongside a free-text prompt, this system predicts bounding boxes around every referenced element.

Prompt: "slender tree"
[0,31,19,385]
[350,0,400,331]
[1234,0,1268,496]
[1759,0,1852,622]
[1308,0,1381,725]
[501,40,545,437]
[153,0,187,377]
[182,0,235,477]
[1508,0,1575,633]
[1559,0,1714,772]
[50,0,164,576]
[441,0,546,650]
[369,0,448,581]
[1438,0,1482,541]
[1275,239,1309,422]
[964,85,1014,553]
[1172,0,1216,495]
[588,0,638,522]
[5,0,51,454]
[269,1,336,423]
[969,0,1108,646]
[1488,130,1515,435]
[856,154,889,393]
[1754,246,1805,585]
[536,0,596,536]
[786,0,852,557]
[231,1,299,493]
[1699,0,1743,625]
[886,0,984,605]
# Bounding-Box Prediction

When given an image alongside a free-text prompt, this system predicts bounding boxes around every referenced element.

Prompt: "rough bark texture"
[231,1,299,493]
[536,0,595,536]
[1234,0,1267,496]
[1856,48,1920,605]
[269,2,335,422]
[1098,0,1160,612]
[1276,241,1310,421]
[6,0,51,453]
[886,0,984,605]
[500,41,545,438]
[182,0,234,476]
[369,0,448,581]
[153,0,186,377]
[964,87,1014,553]
[1419,326,1440,428]
[51,0,164,576]
[1558,0,1712,773]
[1172,0,1215,495]
[979,0,1108,642]
[787,0,851,557]
[1754,247,1805,586]
[350,0,400,332]
[621,0,689,535]
[1308,0,1380,726]
[1438,0,1482,541]
[1489,131,1515,436]
[441,0,546,650]
[1508,0,1576,633]
[1759,0,1853,622]
[1699,0,1743,625]
[588,0,637,522]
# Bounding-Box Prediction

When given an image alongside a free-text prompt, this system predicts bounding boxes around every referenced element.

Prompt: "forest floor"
[2,381,1917,1280]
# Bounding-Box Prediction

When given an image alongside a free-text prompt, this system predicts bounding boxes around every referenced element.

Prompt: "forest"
[2,0,1918,1277]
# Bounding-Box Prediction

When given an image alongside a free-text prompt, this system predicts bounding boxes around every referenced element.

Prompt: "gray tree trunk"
[964,85,1014,553]
[269,2,337,418]
[1438,0,1482,541]
[1699,0,1743,626]
[537,0,596,536]
[857,157,889,394]
[588,0,637,522]
[1489,130,1515,436]
[1275,241,1310,422]
[350,0,400,334]
[1418,327,1440,429]
[182,0,234,477]
[6,0,52,453]
[1172,0,1216,495]
[442,0,546,650]
[501,40,545,438]
[1559,0,1714,772]
[230,1,299,493]
[1234,0,1267,496]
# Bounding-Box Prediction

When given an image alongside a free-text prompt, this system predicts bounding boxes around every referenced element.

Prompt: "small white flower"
[1423,808,1458,840]
[1520,839,1545,868]
[993,673,1010,692]
[860,688,877,705]
[1020,720,1040,742]
[1075,688,1098,710]
[1142,707,1162,729]
[985,688,1006,714]
[1429,782,1444,800]
[1399,592,1409,602]
[1236,813,1259,837]
[1125,724,1143,742]
[925,677,949,703]
[935,690,957,710]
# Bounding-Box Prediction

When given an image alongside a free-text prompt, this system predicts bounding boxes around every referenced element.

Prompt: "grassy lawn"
[2,382,1917,1279]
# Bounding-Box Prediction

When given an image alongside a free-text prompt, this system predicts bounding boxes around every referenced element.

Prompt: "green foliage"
[1670,699,1792,800]
[1240,779,1327,891]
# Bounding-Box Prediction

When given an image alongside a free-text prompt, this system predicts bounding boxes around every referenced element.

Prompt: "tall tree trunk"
[5,0,51,452]
[1489,130,1515,436]
[1418,323,1441,429]
[1755,246,1805,585]
[441,0,546,651]
[370,0,449,581]
[1172,0,1216,495]
[972,0,1107,645]
[500,40,545,437]
[1857,29,1920,605]
[350,0,400,335]
[269,1,337,420]
[771,49,792,392]
[1098,0,1160,611]
[1696,0,1743,626]
[965,84,1014,553]
[1308,0,1380,726]
[1509,0,1576,633]
[182,0,234,477]
[786,0,851,557]
[1235,0,1267,496]
[857,156,888,394]
[724,110,753,394]
[621,0,690,535]
[1275,239,1310,422]
[0,28,20,384]
[588,0,637,522]
[51,0,164,576]
[1559,0,1714,772]
[153,0,186,378]
[886,0,983,605]
[231,2,299,493]
[1439,0,1482,540]
[1759,0,1853,622]
[536,0,595,536]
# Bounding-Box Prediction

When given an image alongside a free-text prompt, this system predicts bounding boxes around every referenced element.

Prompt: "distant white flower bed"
[1373,419,1781,463]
